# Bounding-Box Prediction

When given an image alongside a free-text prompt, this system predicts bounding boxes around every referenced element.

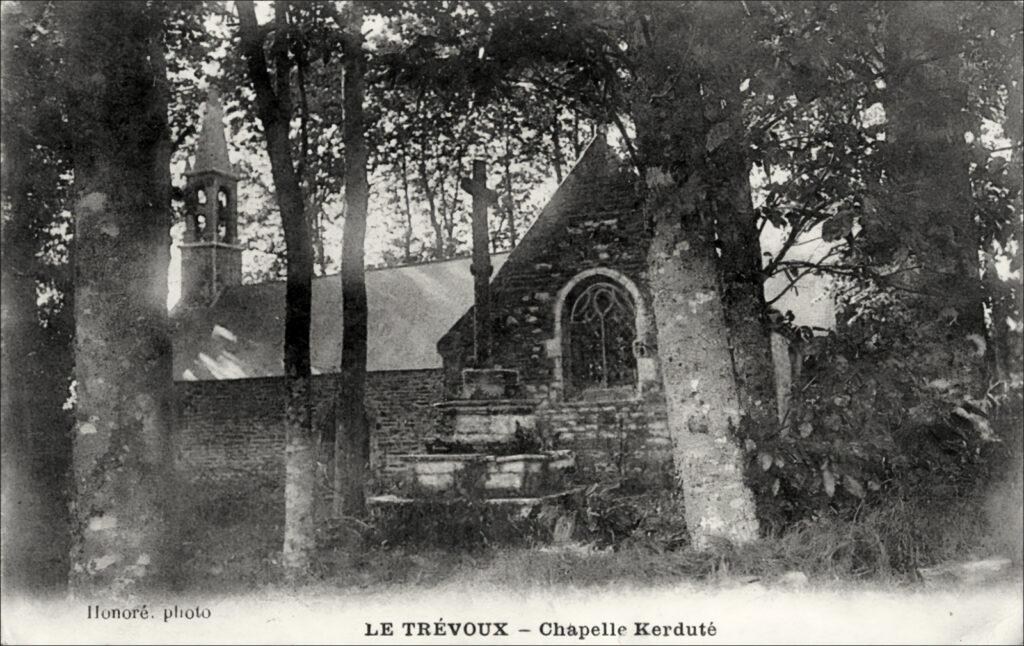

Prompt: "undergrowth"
[176,472,1016,593]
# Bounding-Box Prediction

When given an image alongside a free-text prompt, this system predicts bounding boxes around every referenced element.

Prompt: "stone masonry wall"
[536,396,673,488]
[174,369,442,484]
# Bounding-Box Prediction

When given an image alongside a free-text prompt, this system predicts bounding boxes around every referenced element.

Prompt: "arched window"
[216,187,232,243]
[194,213,207,241]
[565,278,637,396]
[193,188,208,241]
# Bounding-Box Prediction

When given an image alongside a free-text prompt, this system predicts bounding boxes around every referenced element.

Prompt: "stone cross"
[460,159,499,366]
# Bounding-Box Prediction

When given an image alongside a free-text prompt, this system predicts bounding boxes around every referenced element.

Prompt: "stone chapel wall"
[437,146,676,485]
[173,369,442,485]
[439,162,654,398]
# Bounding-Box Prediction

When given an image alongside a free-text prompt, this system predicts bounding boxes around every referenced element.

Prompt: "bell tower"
[180,88,242,306]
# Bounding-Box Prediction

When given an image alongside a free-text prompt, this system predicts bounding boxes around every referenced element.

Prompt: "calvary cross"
[461,159,500,366]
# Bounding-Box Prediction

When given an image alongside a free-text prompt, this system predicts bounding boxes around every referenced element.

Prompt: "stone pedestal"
[434,399,537,447]
[460,368,520,399]
[395,367,577,502]
[403,450,575,497]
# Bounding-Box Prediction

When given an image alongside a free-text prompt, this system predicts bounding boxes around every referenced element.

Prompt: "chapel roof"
[172,253,509,381]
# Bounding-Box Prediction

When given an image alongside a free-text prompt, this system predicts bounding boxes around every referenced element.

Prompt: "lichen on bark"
[62,0,177,595]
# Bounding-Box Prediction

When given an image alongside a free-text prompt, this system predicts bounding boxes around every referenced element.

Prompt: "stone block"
[461,368,519,399]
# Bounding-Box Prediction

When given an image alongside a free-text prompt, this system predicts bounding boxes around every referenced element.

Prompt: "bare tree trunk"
[571,112,583,158]
[551,116,565,183]
[62,1,176,593]
[442,155,464,255]
[399,144,414,263]
[334,2,370,519]
[238,0,316,577]
[418,152,444,258]
[503,131,517,247]
[438,168,451,247]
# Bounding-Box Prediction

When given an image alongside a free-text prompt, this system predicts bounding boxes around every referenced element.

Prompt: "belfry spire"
[189,88,237,179]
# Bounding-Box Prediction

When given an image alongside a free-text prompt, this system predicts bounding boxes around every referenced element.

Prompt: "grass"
[173,455,1022,595]
[182,512,1016,596]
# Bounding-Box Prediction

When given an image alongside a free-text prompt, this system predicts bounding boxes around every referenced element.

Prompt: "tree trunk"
[62,1,176,594]
[334,3,370,519]
[418,152,444,258]
[630,11,760,546]
[883,4,986,343]
[399,144,414,263]
[551,116,565,183]
[708,98,779,441]
[238,0,316,577]
[1,4,75,593]
[442,156,464,255]
[645,179,760,548]
[503,131,517,247]
[0,143,73,592]
[571,113,583,158]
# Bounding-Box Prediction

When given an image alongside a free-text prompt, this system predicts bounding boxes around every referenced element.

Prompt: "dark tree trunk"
[0,139,73,592]
[503,132,517,247]
[1,4,75,594]
[399,144,414,262]
[334,2,370,519]
[442,157,464,255]
[551,116,565,183]
[571,112,584,158]
[418,151,444,258]
[61,1,176,593]
[883,4,986,342]
[709,96,779,440]
[238,0,316,576]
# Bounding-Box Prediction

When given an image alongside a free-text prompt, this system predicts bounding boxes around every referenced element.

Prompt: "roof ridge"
[219,251,512,290]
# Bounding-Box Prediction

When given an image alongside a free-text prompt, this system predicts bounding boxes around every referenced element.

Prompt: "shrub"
[742,300,1018,548]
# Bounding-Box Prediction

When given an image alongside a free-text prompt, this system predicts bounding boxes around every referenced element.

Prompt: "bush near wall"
[736,308,1021,573]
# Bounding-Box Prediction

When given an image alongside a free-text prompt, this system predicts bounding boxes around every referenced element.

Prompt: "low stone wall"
[536,396,673,488]
[173,369,443,484]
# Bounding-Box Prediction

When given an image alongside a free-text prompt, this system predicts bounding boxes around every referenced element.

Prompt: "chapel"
[171,93,831,540]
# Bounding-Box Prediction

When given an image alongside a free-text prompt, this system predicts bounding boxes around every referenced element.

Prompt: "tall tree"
[866,2,986,339]
[60,0,176,593]
[627,3,760,546]
[1,0,75,592]
[237,0,316,576]
[333,1,371,518]
[696,5,781,452]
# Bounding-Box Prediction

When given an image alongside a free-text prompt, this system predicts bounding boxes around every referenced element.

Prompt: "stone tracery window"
[565,278,637,395]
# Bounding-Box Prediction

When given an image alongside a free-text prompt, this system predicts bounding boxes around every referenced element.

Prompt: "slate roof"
[172,254,509,381]
[186,89,238,179]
